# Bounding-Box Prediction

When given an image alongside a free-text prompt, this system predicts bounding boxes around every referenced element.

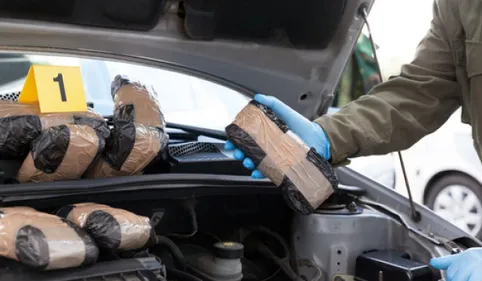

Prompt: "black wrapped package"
[84,75,169,178]
[0,101,41,158]
[0,207,99,270]
[0,100,109,161]
[17,124,105,183]
[57,203,155,251]
[225,100,339,215]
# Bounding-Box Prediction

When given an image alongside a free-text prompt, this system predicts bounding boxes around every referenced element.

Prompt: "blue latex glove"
[224,94,331,179]
[430,248,482,281]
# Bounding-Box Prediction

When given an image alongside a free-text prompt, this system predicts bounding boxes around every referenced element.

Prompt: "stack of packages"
[0,74,168,183]
[85,75,169,178]
[0,203,155,270]
[17,109,110,183]
[0,102,110,183]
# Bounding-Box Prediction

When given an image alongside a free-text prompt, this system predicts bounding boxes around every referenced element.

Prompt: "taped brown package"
[225,100,339,215]
[111,75,164,127]
[84,75,169,178]
[17,124,104,183]
[85,125,164,178]
[57,203,154,251]
[0,208,98,270]
[0,100,109,160]
[0,206,37,217]
[40,108,110,140]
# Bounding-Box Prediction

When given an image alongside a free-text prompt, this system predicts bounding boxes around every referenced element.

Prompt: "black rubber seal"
[31,125,70,174]
[225,124,266,165]
[16,225,49,270]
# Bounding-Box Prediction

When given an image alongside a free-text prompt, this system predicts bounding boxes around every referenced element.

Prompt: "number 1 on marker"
[53,73,67,102]
[18,65,87,113]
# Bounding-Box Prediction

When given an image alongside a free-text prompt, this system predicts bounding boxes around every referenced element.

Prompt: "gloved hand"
[430,248,482,281]
[224,94,331,179]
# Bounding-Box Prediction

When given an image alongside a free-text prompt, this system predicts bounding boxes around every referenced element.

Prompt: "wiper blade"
[166,122,227,140]
[103,115,227,140]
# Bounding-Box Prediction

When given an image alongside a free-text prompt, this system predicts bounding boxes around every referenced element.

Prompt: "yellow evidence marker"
[18,65,88,113]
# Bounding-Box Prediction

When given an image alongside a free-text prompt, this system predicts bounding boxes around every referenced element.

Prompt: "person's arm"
[316,0,461,165]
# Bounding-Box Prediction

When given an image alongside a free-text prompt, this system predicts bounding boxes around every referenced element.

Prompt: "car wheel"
[426,174,482,239]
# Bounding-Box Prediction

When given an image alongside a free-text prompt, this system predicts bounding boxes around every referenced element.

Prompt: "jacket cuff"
[314,116,353,165]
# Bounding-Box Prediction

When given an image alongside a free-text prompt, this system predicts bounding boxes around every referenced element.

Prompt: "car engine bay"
[0,186,449,281]
[0,74,466,281]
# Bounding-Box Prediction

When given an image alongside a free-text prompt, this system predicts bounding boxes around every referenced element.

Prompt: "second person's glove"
[430,248,482,281]
[224,94,331,179]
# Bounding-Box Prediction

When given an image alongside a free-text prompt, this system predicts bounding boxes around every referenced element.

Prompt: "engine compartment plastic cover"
[0,257,166,281]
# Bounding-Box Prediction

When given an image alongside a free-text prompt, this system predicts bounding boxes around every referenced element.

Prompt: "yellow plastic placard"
[18,65,87,113]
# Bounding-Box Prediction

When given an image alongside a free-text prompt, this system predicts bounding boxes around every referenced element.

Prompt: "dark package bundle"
[225,100,339,215]
[0,101,40,158]
[0,207,98,270]
[84,125,165,178]
[57,203,155,251]
[85,75,169,178]
[17,124,105,183]
[0,101,109,160]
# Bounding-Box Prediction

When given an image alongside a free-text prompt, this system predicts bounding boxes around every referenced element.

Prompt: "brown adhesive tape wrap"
[85,75,169,178]
[225,100,339,215]
[85,125,165,178]
[0,99,109,162]
[57,203,154,251]
[17,124,104,183]
[0,207,37,216]
[110,75,164,126]
[0,207,98,270]
[40,108,111,139]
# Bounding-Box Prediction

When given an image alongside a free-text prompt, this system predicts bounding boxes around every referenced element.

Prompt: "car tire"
[426,174,482,239]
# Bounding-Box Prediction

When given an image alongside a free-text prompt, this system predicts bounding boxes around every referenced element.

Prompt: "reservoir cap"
[213,242,244,260]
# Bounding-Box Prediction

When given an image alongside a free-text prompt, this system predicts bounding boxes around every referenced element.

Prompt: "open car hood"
[0,0,480,250]
[0,0,372,118]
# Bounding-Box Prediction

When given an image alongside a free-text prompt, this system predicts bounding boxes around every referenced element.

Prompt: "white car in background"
[327,107,396,188]
[367,0,482,239]
[394,108,482,239]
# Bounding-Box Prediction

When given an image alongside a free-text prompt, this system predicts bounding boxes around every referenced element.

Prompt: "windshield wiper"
[166,122,227,140]
[103,115,227,140]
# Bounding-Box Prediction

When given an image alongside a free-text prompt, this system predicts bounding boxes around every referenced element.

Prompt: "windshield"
[0,53,250,131]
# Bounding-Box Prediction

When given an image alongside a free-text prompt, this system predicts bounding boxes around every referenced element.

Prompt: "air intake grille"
[0,91,20,101]
[169,142,219,157]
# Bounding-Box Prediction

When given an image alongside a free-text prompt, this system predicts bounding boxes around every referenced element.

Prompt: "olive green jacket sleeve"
[315,0,461,165]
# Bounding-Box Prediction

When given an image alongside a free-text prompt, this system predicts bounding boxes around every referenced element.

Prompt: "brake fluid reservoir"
[183,242,244,281]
